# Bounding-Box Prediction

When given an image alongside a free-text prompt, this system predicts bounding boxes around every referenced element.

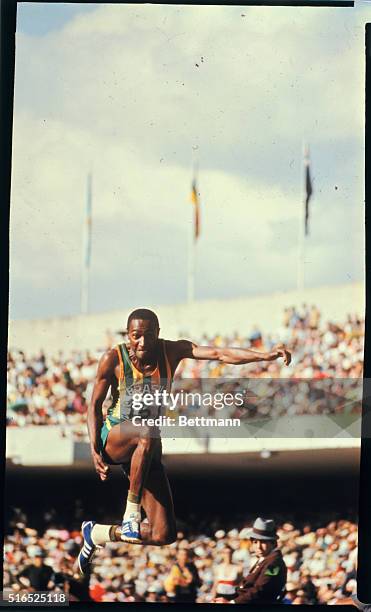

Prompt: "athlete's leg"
[139,460,177,545]
[78,421,160,571]
[80,423,174,558]
[103,419,158,464]
[103,420,160,541]
[104,420,159,491]
[109,439,176,545]
[85,468,176,552]
[108,463,176,545]
[94,441,176,547]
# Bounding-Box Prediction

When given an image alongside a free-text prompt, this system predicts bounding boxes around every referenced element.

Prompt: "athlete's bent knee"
[152,533,176,546]
[137,429,157,448]
[151,526,177,546]
[136,424,155,441]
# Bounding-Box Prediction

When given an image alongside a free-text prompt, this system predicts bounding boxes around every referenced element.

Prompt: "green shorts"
[100,416,131,475]
[100,421,163,478]
[100,416,129,451]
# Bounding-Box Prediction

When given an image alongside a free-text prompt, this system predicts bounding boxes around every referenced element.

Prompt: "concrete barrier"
[6,426,74,466]
[6,421,360,467]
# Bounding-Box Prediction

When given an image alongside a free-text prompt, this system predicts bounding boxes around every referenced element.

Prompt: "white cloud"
[9,4,368,318]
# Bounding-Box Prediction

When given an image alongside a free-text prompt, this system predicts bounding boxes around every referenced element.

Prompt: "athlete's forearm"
[87,403,104,452]
[218,347,273,365]
[187,342,289,365]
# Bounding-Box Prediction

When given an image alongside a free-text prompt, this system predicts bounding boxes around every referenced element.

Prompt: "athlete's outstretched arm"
[173,340,291,366]
[88,349,116,481]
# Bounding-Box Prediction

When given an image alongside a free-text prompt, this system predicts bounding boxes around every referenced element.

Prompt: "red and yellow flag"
[190,178,200,240]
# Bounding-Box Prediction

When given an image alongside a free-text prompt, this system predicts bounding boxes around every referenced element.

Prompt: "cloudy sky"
[10,2,369,319]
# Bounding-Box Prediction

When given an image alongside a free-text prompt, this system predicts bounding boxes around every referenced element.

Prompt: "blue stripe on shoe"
[78,520,98,575]
[120,515,141,542]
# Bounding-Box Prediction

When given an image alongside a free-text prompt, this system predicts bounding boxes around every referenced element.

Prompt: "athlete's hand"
[270,344,291,366]
[92,449,110,481]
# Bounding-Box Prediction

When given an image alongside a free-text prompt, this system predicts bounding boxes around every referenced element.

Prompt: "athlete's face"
[128,319,159,360]
[251,538,275,557]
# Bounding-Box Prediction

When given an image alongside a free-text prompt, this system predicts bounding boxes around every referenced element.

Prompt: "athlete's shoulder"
[97,347,119,372]
[162,338,189,352]
[162,338,191,346]
[162,339,178,348]
[162,339,194,361]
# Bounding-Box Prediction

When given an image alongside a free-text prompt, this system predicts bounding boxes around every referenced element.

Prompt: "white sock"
[124,500,141,522]
[90,524,112,546]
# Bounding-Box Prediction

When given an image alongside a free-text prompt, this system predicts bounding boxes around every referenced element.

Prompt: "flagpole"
[81,173,92,314]
[297,143,306,292]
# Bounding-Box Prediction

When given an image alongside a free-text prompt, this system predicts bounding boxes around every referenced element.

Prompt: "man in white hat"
[214,518,287,604]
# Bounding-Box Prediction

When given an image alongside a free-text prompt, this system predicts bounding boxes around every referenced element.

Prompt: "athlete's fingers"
[93,452,110,479]
[96,455,109,471]
[97,464,110,480]
[97,461,109,476]
[277,347,291,366]
[94,450,107,467]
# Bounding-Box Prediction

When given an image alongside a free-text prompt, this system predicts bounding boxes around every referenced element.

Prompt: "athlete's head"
[127,308,160,360]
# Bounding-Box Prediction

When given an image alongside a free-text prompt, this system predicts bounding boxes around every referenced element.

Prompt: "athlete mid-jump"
[77,308,291,574]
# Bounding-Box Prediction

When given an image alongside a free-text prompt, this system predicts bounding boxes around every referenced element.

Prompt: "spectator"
[17,550,54,591]
[164,549,201,602]
[214,518,287,604]
[122,581,144,602]
[301,574,318,603]
[211,546,242,600]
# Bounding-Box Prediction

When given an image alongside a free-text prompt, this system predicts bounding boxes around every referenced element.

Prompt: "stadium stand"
[3,507,358,603]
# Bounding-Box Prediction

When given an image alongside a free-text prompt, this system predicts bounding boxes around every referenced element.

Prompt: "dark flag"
[190,178,200,240]
[304,151,313,236]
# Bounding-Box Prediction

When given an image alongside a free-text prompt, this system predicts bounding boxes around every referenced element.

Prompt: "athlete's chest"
[113,361,158,380]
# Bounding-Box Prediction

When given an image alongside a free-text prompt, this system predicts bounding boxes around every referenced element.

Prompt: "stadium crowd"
[7,306,364,433]
[3,507,358,604]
